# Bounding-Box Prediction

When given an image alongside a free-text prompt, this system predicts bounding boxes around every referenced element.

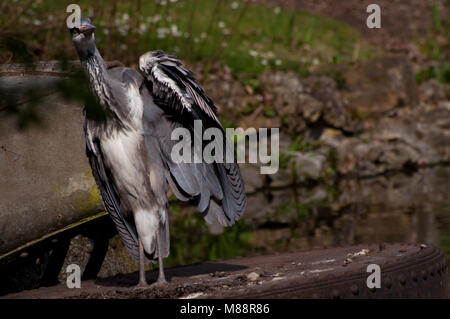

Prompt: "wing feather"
[140,50,219,124]
[140,50,246,225]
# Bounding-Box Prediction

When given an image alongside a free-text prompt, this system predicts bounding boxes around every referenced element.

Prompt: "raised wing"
[139,50,246,225]
[139,50,220,125]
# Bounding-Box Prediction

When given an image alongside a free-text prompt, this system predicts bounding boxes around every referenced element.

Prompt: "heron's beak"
[80,23,96,36]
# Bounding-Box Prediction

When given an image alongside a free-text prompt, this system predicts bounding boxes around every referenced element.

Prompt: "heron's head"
[69,18,97,61]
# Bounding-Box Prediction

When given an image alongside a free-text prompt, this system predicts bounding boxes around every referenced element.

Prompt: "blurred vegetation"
[0,0,383,129]
[416,1,450,84]
[0,0,378,77]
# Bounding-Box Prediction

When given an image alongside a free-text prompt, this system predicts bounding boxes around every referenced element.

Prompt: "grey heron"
[69,19,246,288]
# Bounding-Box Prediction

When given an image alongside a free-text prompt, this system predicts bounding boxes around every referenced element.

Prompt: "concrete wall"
[0,63,103,257]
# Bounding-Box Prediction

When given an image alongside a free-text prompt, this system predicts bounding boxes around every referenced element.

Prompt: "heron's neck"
[82,49,128,132]
[82,48,110,108]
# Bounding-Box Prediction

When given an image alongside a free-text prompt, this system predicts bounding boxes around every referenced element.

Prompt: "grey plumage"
[139,50,246,225]
[70,19,246,286]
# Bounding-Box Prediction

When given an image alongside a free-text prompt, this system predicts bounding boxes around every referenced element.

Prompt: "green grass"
[1,0,379,78]
[416,63,450,84]
[415,1,449,84]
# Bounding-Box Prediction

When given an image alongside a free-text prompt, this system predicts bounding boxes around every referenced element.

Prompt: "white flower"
[223,28,231,35]
[170,0,178,2]
[103,28,109,35]
[274,7,281,14]
[122,13,130,22]
[261,59,268,65]
[200,32,207,39]
[218,21,225,29]
[139,23,148,34]
[151,15,162,23]
[275,59,282,66]
[33,19,41,26]
[157,27,169,38]
[171,25,182,37]
[265,51,275,59]
[249,50,258,57]
[231,2,239,9]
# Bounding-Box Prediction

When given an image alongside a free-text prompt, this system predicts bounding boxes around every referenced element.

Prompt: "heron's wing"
[139,50,220,126]
[84,118,142,261]
[140,50,246,225]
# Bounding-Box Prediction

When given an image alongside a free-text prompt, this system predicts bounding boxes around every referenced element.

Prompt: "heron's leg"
[151,229,168,287]
[134,238,149,288]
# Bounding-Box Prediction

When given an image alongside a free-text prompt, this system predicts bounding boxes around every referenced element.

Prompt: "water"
[244,166,450,254]
[165,165,450,290]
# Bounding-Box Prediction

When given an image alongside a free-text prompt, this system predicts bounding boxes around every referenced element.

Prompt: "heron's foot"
[132,281,151,290]
[149,277,168,288]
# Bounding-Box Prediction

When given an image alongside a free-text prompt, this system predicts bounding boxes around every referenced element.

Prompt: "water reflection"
[243,166,450,256]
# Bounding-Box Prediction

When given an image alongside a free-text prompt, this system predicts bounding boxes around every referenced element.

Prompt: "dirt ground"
[3,243,447,299]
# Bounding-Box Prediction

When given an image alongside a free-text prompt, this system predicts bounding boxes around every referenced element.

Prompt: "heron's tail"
[134,208,170,262]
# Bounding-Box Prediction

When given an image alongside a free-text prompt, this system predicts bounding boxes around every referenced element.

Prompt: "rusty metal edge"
[216,244,448,299]
[0,211,108,261]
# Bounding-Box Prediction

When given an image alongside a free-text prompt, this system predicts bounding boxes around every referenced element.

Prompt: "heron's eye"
[72,27,81,34]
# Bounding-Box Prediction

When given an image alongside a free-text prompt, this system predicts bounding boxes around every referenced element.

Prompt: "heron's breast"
[100,128,145,191]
